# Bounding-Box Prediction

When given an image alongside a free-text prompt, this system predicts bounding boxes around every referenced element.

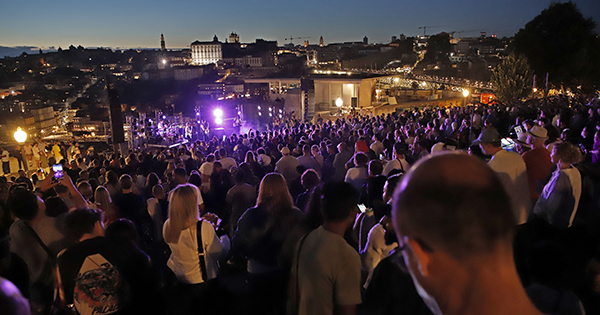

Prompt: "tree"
[513,1,600,92]
[491,54,534,103]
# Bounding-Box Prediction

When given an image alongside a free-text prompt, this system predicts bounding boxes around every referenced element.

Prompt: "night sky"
[1,0,598,49]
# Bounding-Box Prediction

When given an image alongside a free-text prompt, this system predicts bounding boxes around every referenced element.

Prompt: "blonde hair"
[164,184,201,244]
[257,173,293,214]
[95,186,117,223]
[95,186,112,209]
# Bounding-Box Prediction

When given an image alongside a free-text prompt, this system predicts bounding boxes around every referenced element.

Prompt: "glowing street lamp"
[14,127,27,143]
[335,98,343,107]
[462,89,469,107]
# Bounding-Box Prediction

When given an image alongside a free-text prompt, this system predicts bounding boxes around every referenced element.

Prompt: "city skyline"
[1,0,599,51]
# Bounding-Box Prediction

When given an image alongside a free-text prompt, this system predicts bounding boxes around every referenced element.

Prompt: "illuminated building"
[229,32,240,44]
[191,35,222,65]
[319,36,324,47]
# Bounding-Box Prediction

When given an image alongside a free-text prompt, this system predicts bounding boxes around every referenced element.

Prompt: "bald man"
[392,153,542,315]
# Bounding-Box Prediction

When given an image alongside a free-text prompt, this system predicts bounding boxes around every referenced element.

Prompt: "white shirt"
[382,158,410,176]
[164,220,230,284]
[219,157,237,171]
[361,223,397,288]
[370,141,384,156]
[488,149,531,224]
[293,226,362,315]
[258,154,271,167]
[344,167,368,191]
[1,150,9,162]
[199,162,214,177]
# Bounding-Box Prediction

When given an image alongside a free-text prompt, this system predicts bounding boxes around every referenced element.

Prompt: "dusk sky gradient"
[1,0,598,49]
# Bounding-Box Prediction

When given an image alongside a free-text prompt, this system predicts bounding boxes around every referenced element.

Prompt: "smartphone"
[514,126,524,138]
[358,204,367,213]
[52,164,64,180]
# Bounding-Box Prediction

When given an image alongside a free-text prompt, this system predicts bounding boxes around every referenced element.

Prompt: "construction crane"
[418,26,443,37]
[285,36,311,44]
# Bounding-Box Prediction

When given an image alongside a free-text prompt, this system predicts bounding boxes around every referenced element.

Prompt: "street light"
[335,98,343,107]
[462,89,469,107]
[14,127,27,143]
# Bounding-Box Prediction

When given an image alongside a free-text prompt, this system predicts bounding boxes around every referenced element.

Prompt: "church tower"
[319,36,324,47]
[161,34,166,51]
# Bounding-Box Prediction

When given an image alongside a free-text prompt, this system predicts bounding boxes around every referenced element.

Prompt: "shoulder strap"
[196,221,208,282]
[397,158,405,172]
[292,231,312,315]
[23,221,56,265]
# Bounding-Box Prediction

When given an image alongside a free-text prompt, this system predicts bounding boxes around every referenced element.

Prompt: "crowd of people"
[0,94,599,315]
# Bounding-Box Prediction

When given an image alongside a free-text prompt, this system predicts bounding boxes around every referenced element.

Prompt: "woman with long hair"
[231,173,303,314]
[144,172,160,200]
[163,184,229,313]
[95,186,118,225]
[532,142,583,229]
[104,170,121,198]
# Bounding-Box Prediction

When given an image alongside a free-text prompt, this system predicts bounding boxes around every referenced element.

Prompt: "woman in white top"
[532,142,582,229]
[163,184,229,285]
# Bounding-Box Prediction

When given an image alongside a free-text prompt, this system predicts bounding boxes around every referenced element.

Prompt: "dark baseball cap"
[472,129,501,145]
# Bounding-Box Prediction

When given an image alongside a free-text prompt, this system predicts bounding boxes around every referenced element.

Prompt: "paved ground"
[1,157,42,177]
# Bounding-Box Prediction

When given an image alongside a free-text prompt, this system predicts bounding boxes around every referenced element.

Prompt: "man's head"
[77,181,93,201]
[152,184,164,199]
[119,174,132,192]
[368,160,383,176]
[17,170,26,178]
[393,142,408,159]
[301,169,320,190]
[64,208,104,241]
[473,129,502,155]
[526,125,548,147]
[392,153,515,314]
[320,181,359,223]
[8,188,43,221]
[281,146,290,156]
[173,167,187,184]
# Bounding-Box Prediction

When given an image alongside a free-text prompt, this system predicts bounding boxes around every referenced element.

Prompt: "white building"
[191,36,222,65]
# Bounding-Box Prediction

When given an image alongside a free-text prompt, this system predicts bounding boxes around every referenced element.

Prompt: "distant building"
[229,32,240,44]
[191,35,222,65]
[173,66,204,81]
[235,55,263,68]
[161,34,166,51]
[25,107,56,134]
[319,36,324,47]
[363,36,368,45]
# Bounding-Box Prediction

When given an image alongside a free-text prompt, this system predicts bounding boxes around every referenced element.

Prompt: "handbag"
[196,220,209,282]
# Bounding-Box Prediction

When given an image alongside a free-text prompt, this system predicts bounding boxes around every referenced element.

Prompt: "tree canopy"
[513,1,600,92]
[491,54,534,103]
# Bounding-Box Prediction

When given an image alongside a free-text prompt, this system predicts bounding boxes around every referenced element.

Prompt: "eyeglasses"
[391,236,434,273]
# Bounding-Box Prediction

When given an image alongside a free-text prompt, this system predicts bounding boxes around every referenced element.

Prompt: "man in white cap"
[474,129,531,224]
[275,146,300,185]
[522,125,554,205]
